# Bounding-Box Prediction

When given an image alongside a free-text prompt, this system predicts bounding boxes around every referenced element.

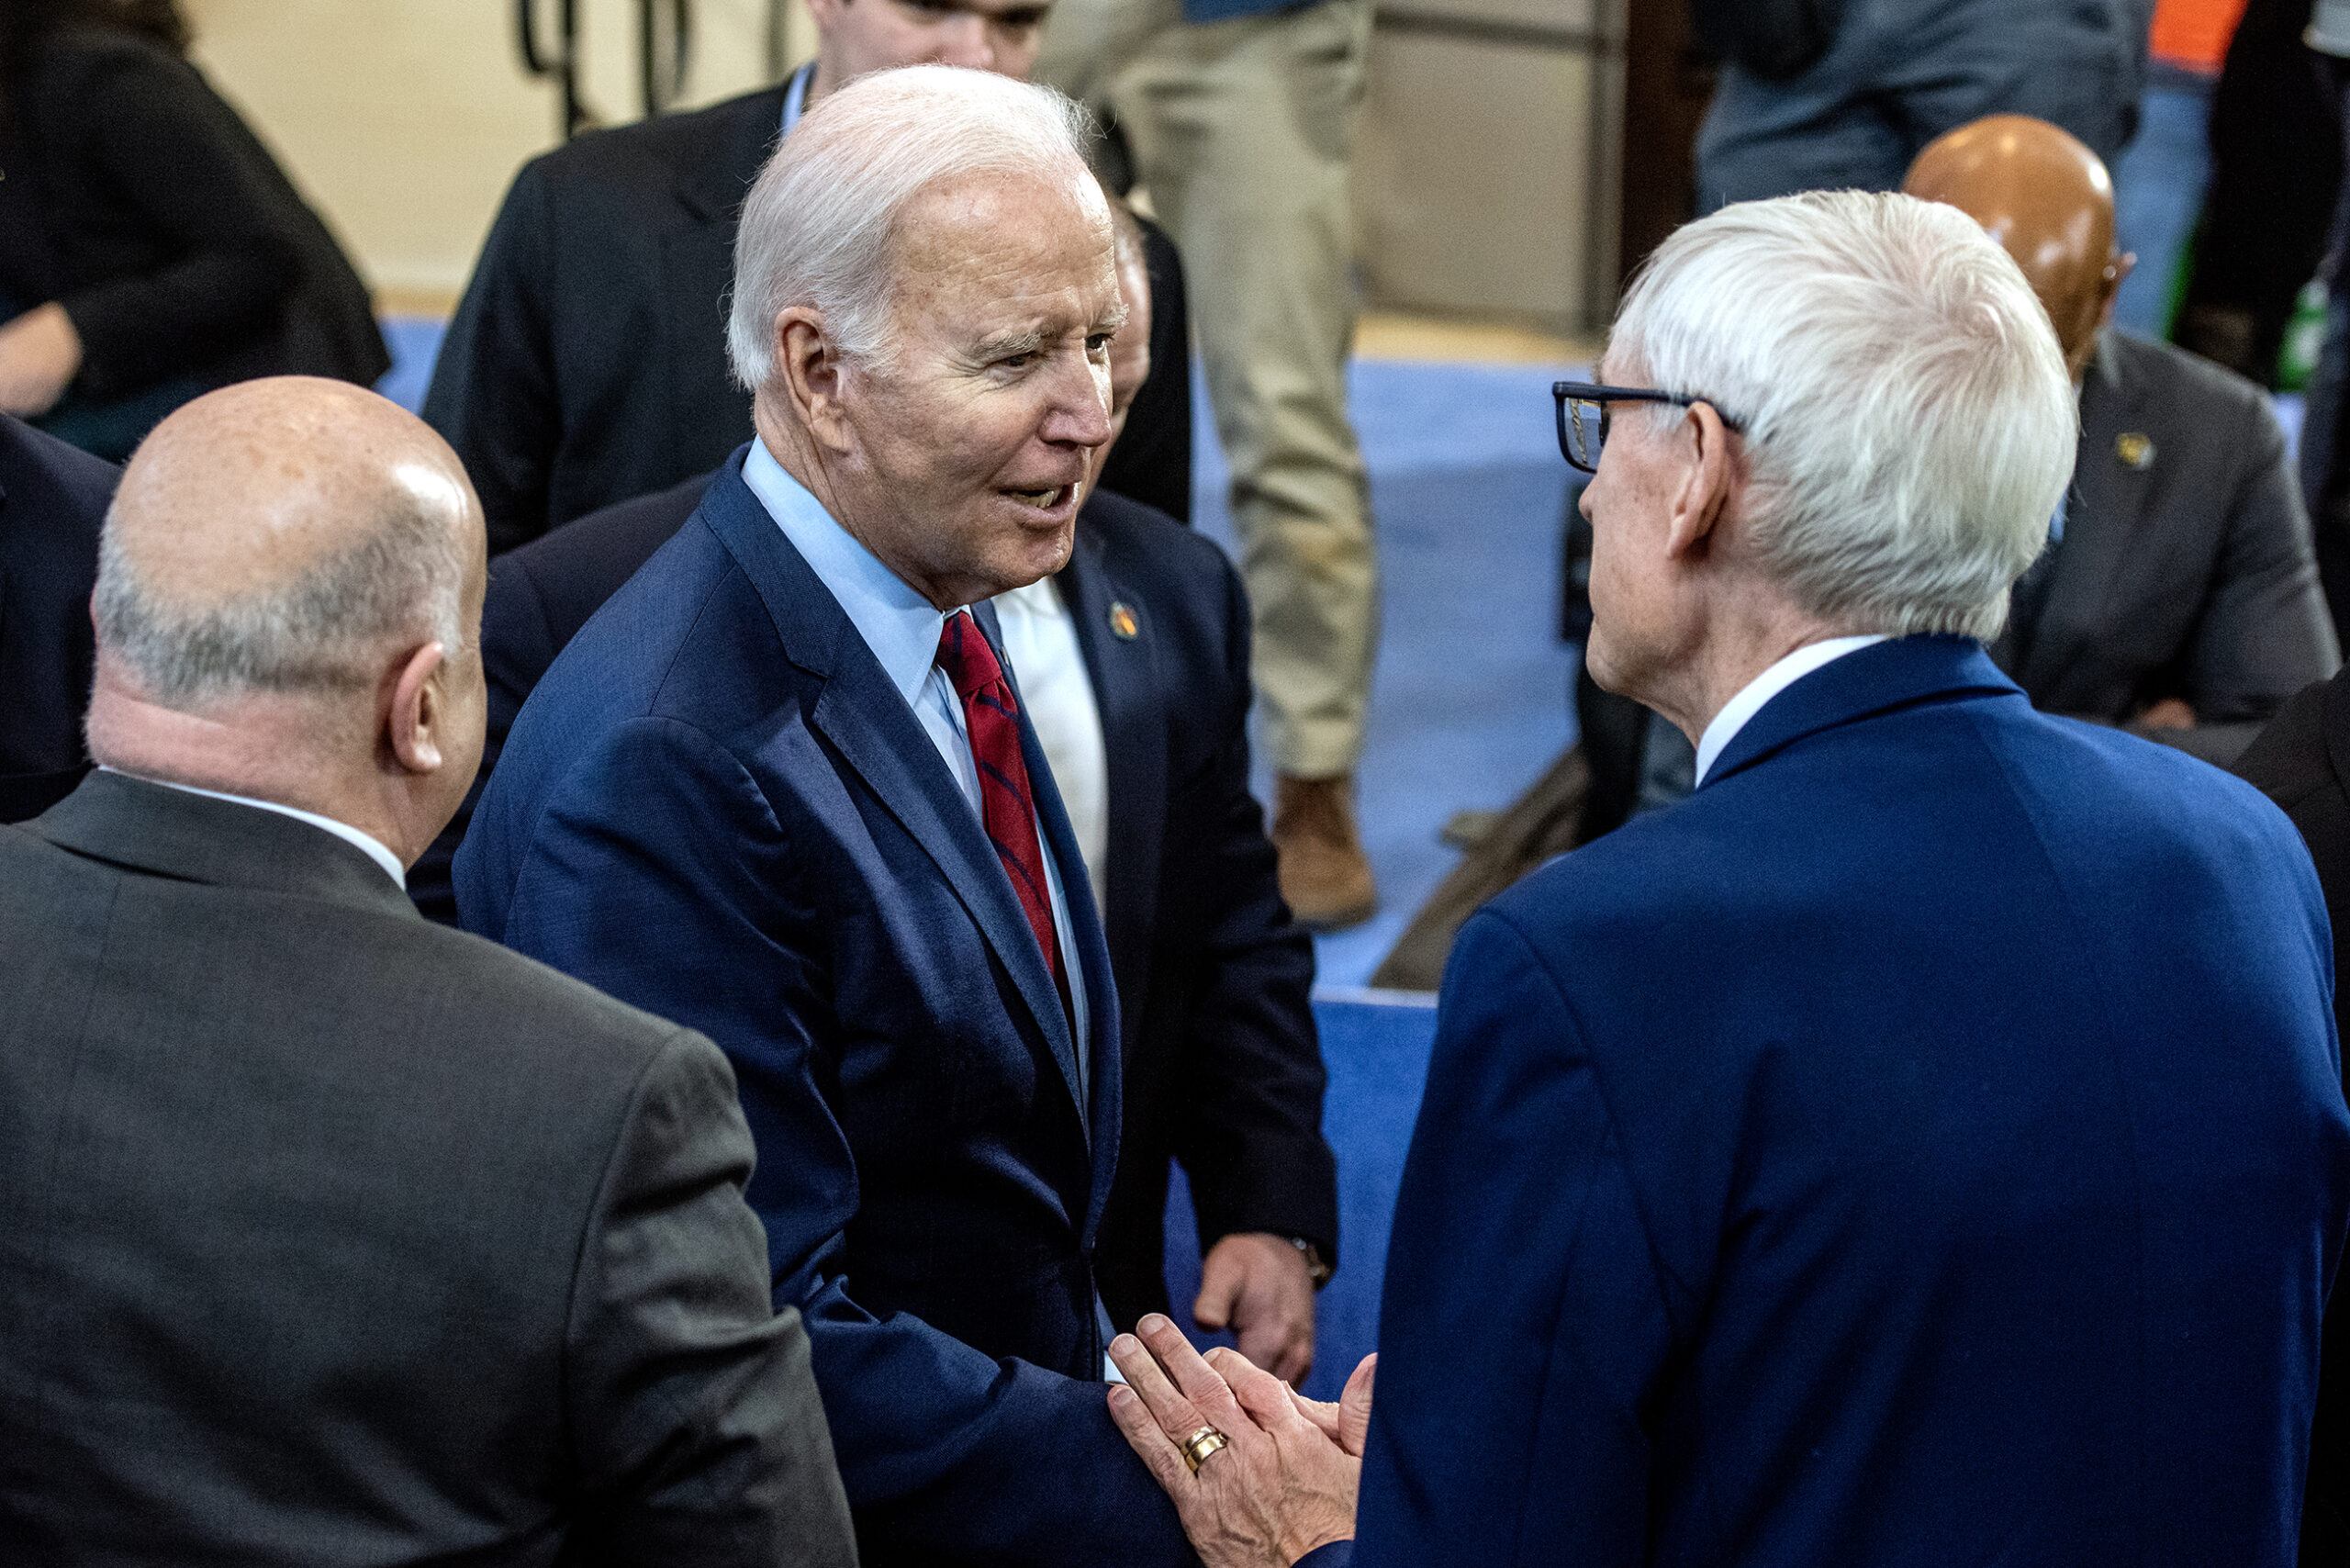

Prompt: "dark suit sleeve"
[1168,554,1336,1259]
[422,163,561,554]
[40,53,301,398]
[2177,399,2341,728]
[565,1025,858,1565]
[493,717,1197,1567]
[1352,910,1666,1568]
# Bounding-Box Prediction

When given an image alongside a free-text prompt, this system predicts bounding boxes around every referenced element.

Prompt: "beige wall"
[1352,0,1622,334]
[184,0,814,308]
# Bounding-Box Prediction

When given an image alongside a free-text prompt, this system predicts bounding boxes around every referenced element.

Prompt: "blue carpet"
[1158,989,1439,1401]
[1188,357,1586,990]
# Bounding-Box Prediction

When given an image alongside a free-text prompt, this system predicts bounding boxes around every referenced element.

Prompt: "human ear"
[386,641,449,776]
[2098,252,2134,331]
[1664,401,1734,559]
[777,309,856,454]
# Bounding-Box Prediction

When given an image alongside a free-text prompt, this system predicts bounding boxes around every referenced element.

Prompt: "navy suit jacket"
[410,470,1335,1327]
[453,454,1194,1566]
[1318,637,2350,1567]
[0,414,116,823]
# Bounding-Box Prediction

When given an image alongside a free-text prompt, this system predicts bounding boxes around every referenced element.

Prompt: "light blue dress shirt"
[740,441,1091,1074]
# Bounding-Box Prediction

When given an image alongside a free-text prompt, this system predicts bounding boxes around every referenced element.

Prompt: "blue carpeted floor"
[375,321,1587,1394]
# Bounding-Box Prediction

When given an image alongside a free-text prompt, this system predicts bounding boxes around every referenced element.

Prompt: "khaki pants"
[1040,0,1378,778]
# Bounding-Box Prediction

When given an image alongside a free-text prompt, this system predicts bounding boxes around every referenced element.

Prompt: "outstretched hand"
[1106,1314,1373,1568]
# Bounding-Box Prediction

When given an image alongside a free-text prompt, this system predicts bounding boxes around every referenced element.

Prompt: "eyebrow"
[971,328,1047,362]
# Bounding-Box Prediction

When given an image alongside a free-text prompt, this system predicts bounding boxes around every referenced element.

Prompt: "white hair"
[727,64,1100,387]
[1608,189,2076,642]
[94,495,465,708]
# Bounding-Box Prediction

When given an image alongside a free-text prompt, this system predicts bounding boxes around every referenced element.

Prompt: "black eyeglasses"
[1551,381,1745,474]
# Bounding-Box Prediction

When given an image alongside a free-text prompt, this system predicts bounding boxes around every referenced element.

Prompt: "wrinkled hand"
[0,303,81,418]
[1107,1313,1372,1568]
[1194,1232,1315,1383]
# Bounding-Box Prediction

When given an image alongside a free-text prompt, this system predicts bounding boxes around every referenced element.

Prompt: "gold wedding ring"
[1179,1424,1228,1474]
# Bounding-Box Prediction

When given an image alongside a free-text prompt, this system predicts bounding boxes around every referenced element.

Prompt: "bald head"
[88,376,489,866]
[1903,115,2125,380]
[99,377,479,706]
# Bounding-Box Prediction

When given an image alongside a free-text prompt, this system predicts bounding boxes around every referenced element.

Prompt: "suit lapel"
[1055,527,1165,1054]
[990,598,1125,1231]
[696,463,1092,1132]
[2016,334,2153,698]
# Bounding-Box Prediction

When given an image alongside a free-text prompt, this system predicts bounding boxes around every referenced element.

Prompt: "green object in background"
[2278,280,2329,393]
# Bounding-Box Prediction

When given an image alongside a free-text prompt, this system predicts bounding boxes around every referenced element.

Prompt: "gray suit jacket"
[0,770,858,1567]
[1992,328,2339,764]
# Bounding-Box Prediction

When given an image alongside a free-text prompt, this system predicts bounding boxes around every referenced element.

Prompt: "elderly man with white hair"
[459,67,1200,1566]
[1100,190,2350,1566]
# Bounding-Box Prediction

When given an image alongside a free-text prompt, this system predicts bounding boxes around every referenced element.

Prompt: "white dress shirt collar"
[742,439,946,710]
[104,767,407,888]
[1693,634,1889,786]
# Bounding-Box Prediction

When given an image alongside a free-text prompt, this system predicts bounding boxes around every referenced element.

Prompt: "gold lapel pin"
[2116,431,2154,469]
[1109,601,1139,640]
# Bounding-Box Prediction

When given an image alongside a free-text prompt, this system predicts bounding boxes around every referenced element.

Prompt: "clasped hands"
[1107,1312,1375,1568]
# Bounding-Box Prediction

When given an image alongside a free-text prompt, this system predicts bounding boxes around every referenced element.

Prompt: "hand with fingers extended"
[1106,1313,1375,1568]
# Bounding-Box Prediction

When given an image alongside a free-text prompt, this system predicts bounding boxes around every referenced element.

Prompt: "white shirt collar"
[103,767,407,888]
[1693,634,1889,786]
[740,438,947,709]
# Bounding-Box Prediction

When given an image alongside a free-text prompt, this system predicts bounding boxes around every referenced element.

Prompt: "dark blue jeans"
[1695,0,2144,210]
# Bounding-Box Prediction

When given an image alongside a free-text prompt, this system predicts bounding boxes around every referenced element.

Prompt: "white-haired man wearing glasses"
[1101,190,2350,1567]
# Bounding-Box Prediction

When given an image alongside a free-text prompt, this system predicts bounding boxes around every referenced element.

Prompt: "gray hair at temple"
[727,64,1103,388]
[92,490,466,709]
[1607,189,2076,643]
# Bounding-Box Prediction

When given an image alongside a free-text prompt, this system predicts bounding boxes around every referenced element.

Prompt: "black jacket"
[423,80,1192,554]
[0,28,386,402]
[411,470,1335,1326]
[2233,674,2350,1564]
[0,771,856,1566]
[0,413,114,823]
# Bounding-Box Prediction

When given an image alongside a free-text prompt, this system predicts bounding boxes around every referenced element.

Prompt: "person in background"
[2109,0,2249,336]
[424,0,1191,553]
[0,0,386,461]
[414,194,1338,1377]
[1693,0,2153,211]
[1906,114,2338,762]
[0,376,857,1566]
[2170,0,2342,385]
[458,68,1202,1565]
[0,410,114,822]
[1036,0,1382,930]
[1108,189,2350,1568]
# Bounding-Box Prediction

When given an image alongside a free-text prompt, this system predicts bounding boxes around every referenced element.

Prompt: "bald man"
[1903,114,2338,764]
[0,378,857,1566]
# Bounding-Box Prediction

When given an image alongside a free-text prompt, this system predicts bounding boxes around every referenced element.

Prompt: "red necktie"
[934,610,1071,1020]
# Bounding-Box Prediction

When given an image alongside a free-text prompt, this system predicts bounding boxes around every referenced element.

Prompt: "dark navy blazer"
[453,455,1192,1565]
[1314,636,2350,1567]
[409,470,1335,1327]
[0,414,115,822]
